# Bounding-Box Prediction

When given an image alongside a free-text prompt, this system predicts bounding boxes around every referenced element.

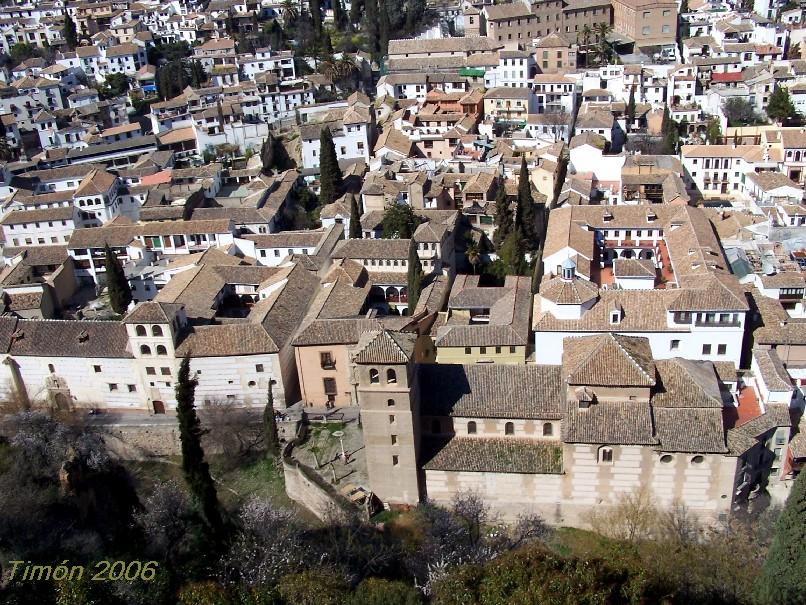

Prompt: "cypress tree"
[515,156,536,247]
[349,0,364,25]
[309,0,322,34]
[348,193,362,239]
[264,381,279,458]
[661,103,671,136]
[500,228,527,276]
[176,357,224,537]
[333,0,347,29]
[318,127,342,206]
[364,0,380,56]
[63,9,78,49]
[379,1,391,58]
[626,84,636,129]
[407,240,424,315]
[260,133,275,175]
[104,244,132,314]
[754,470,806,605]
[493,180,513,250]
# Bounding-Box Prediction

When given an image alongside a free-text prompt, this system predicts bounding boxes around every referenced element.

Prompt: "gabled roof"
[123,301,183,324]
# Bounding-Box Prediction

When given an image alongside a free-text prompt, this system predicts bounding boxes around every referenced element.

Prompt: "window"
[505,422,514,435]
[465,347,472,354]
[392,455,399,466]
[642,26,650,35]
[480,346,487,354]
[255,364,264,373]
[146,367,156,375]
[323,377,337,395]
[670,339,680,351]
[160,367,171,376]
[691,455,704,464]
[717,344,727,355]
[387,369,397,384]
[320,351,335,369]
[389,414,396,425]
[510,346,516,353]
[109,383,118,391]
[543,422,553,436]
[140,344,151,355]
[467,421,477,435]
[387,398,395,407]
[135,325,147,336]
[127,384,136,393]
[599,447,613,463]
[495,346,502,354]
[370,369,379,383]
[156,345,167,355]
[702,344,712,355]
[391,434,398,445]
[660,454,674,463]
[93,365,101,373]
[152,325,163,336]
[48,364,55,373]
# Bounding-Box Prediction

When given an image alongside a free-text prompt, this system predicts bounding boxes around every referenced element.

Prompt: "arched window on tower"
[387,369,397,384]
[370,369,379,384]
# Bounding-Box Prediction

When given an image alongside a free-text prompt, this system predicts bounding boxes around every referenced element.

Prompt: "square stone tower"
[351,330,422,506]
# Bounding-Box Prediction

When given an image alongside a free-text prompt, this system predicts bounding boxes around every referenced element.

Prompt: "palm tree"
[594,22,612,66]
[282,0,298,25]
[580,24,592,68]
[336,55,359,88]
[465,238,481,274]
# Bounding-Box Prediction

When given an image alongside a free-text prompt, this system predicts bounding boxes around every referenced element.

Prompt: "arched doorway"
[152,400,166,414]
[638,249,653,260]
[621,249,635,259]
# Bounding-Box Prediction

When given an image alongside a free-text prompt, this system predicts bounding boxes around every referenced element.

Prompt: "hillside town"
[0,0,806,545]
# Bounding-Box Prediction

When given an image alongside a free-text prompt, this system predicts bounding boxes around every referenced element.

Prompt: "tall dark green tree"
[364,0,380,56]
[350,0,365,25]
[767,86,798,123]
[407,240,424,315]
[626,84,636,129]
[309,0,322,34]
[63,9,79,49]
[176,357,224,537]
[515,156,536,247]
[189,60,206,87]
[333,0,347,29]
[379,1,391,58]
[493,180,513,250]
[754,470,806,605]
[661,103,671,135]
[263,381,279,458]
[104,244,132,314]
[499,228,527,276]
[260,133,275,175]
[348,193,362,239]
[318,127,343,206]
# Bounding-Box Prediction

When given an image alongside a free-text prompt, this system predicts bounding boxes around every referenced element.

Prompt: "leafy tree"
[767,86,798,123]
[104,244,132,314]
[705,117,721,144]
[175,357,224,538]
[104,72,129,97]
[260,133,275,175]
[407,240,424,315]
[724,97,760,126]
[318,127,343,206]
[349,0,365,25]
[9,42,41,63]
[348,578,421,605]
[348,193,363,238]
[493,181,513,250]
[63,9,79,49]
[626,84,636,128]
[755,471,806,605]
[515,156,536,247]
[263,383,279,458]
[157,60,187,101]
[382,202,420,238]
[277,570,348,605]
[148,40,191,65]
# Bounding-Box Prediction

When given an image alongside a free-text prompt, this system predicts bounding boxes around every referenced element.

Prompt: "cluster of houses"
[0,0,805,527]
